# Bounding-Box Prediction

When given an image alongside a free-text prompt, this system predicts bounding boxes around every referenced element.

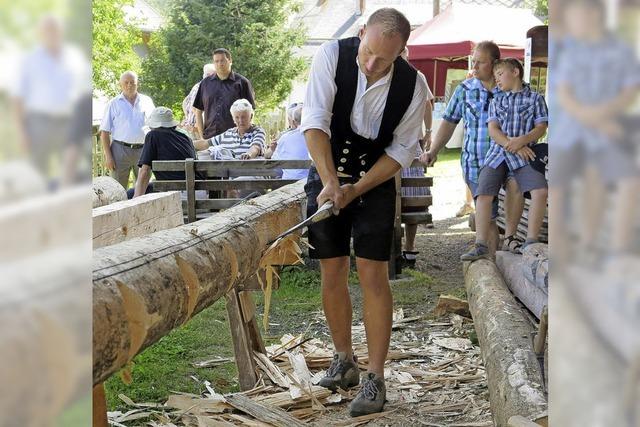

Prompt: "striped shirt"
[207,125,266,158]
[442,78,502,184]
[484,84,549,171]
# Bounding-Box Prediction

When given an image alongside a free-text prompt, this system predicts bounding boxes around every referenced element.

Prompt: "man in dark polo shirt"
[301,8,427,417]
[131,107,198,198]
[193,48,256,139]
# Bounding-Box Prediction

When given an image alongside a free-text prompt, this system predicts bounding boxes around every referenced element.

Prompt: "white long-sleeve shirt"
[300,40,429,168]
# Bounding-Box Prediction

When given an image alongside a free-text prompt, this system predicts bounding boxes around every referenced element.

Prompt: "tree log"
[93,181,306,385]
[496,251,547,319]
[92,191,183,249]
[464,260,547,427]
[92,176,127,208]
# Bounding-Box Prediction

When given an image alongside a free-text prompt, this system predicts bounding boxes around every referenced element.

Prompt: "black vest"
[329,37,417,178]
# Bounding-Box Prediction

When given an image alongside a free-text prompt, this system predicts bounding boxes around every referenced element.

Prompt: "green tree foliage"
[93,0,142,96]
[535,0,548,24]
[142,0,307,117]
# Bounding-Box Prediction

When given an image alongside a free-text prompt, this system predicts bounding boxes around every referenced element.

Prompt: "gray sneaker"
[318,352,360,391]
[349,372,386,417]
[460,243,490,261]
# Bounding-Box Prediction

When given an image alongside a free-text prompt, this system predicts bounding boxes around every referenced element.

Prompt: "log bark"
[464,260,547,427]
[92,191,183,249]
[93,181,306,385]
[92,176,127,208]
[496,251,547,319]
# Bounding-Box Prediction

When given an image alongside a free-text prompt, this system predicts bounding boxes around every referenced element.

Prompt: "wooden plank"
[92,191,183,249]
[228,169,281,178]
[93,383,108,427]
[401,195,433,209]
[401,212,432,225]
[224,394,306,427]
[153,159,313,172]
[401,176,433,187]
[225,290,258,391]
[238,291,256,323]
[154,179,298,192]
[185,158,196,223]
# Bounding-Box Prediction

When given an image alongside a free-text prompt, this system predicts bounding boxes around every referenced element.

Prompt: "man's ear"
[358,25,366,39]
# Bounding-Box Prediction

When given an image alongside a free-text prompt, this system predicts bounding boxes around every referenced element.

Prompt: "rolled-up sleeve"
[442,84,464,124]
[299,41,338,138]
[533,94,549,124]
[385,75,428,168]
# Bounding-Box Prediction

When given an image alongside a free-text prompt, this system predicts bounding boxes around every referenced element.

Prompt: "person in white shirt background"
[264,102,310,180]
[99,71,155,188]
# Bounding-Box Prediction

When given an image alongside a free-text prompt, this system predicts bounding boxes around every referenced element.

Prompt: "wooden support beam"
[93,384,109,427]
[225,290,259,390]
[93,181,306,385]
[464,259,547,426]
[92,191,183,249]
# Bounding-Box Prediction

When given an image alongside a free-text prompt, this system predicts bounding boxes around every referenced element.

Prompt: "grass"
[104,266,324,411]
[103,265,440,412]
[390,269,435,307]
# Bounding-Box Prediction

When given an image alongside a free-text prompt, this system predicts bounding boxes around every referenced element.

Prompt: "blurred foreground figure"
[11,14,89,182]
[550,0,640,425]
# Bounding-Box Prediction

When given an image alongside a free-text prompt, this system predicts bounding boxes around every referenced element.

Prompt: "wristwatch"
[424,128,432,134]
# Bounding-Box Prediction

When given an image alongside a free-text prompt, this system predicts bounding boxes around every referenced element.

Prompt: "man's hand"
[317,179,346,209]
[104,152,116,170]
[339,183,359,208]
[419,149,437,167]
[515,146,536,162]
[505,136,529,153]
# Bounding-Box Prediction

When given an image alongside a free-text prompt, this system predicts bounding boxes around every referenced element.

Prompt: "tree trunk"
[93,181,306,385]
[93,176,127,208]
[464,260,547,427]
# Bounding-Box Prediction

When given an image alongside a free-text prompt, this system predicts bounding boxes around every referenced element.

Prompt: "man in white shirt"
[300,8,427,417]
[99,71,155,188]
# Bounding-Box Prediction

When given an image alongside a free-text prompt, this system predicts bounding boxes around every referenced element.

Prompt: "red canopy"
[407,4,543,96]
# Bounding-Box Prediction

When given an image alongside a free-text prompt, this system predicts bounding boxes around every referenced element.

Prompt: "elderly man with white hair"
[99,70,155,188]
[180,63,216,139]
[264,102,309,180]
[194,98,265,160]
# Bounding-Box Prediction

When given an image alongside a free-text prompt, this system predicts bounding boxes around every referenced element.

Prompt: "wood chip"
[224,394,306,427]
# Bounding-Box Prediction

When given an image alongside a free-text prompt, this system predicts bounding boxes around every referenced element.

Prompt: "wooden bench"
[389,160,433,277]
[152,159,313,222]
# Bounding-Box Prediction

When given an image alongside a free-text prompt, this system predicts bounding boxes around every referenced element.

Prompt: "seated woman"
[264,102,309,180]
[194,99,266,159]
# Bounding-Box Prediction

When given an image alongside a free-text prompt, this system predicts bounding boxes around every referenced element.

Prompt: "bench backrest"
[152,159,313,222]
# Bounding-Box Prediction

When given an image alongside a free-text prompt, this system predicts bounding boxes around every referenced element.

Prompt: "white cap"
[148,107,179,129]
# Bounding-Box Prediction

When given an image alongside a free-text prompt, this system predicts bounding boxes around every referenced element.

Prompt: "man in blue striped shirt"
[461,58,549,261]
[422,41,524,255]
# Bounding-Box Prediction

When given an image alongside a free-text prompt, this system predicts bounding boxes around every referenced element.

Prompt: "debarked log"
[93,181,306,385]
[464,260,547,427]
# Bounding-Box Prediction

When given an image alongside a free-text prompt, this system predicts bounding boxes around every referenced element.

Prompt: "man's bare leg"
[404,224,418,252]
[320,257,353,356]
[355,257,393,376]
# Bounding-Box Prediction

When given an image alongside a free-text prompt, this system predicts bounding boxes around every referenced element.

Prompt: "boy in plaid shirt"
[461,58,549,261]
